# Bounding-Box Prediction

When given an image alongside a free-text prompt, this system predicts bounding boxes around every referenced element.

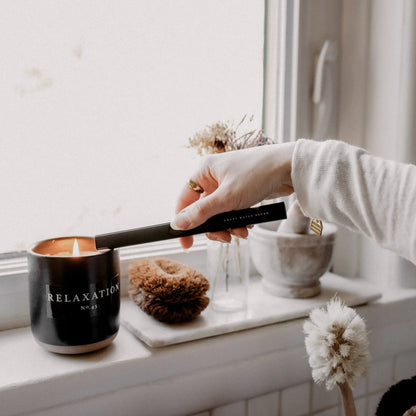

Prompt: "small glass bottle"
[207,236,249,312]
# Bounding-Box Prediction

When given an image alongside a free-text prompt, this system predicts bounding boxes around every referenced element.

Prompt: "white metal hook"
[313,40,337,104]
[312,40,337,139]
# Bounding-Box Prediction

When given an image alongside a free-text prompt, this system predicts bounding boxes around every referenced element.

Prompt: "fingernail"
[170,211,192,230]
[219,238,231,244]
[214,235,231,244]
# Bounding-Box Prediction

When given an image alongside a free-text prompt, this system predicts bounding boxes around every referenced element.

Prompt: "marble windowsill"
[121,273,380,348]
[1,278,416,416]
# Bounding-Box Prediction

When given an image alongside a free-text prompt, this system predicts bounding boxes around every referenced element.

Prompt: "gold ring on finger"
[188,179,204,193]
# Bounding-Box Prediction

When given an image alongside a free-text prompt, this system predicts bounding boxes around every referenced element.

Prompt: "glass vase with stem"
[207,236,249,312]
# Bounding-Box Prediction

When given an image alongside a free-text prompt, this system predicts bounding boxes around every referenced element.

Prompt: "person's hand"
[171,142,295,248]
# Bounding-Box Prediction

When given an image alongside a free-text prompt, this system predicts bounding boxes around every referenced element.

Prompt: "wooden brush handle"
[338,382,357,416]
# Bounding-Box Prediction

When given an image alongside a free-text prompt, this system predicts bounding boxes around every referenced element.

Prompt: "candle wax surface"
[52,251,100,257]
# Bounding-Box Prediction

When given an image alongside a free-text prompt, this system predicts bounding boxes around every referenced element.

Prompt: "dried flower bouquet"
[188,115,271,155]
[188,116,269,311]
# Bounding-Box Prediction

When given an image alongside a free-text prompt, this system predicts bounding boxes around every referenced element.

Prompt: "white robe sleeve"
[291,139,416,264]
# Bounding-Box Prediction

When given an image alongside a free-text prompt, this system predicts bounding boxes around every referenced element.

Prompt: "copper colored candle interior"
[32,236,102,256]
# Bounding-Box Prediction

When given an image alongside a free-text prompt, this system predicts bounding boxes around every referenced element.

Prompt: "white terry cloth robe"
[291,139,416,265]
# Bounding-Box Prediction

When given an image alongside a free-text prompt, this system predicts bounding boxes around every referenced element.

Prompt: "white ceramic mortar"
[249,221,337,298]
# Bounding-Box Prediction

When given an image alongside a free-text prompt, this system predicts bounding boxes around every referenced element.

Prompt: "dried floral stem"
[338,382,357,416]
[234,237,242,282]
[212,244,225,295]
[224,243,229,292]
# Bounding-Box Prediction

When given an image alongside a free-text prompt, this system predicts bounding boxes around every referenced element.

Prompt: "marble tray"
[121,273,381,348]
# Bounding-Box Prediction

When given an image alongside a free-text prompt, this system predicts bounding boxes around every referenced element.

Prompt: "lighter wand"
[95,202,286,250]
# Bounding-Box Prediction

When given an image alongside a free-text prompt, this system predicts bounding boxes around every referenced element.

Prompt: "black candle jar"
[27,236,120,354]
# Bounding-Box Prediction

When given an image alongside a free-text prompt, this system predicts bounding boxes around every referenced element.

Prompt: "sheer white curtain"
[342,0,416,287]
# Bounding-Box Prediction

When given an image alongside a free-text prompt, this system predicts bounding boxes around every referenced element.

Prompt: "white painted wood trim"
[338,0,371,148]
[263,0,300,143]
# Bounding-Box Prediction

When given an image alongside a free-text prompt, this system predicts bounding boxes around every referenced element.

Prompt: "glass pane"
[0,0,264,252]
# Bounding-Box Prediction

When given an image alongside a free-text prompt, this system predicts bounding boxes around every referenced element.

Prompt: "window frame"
[0,0,345,331]
[262,0,300,143]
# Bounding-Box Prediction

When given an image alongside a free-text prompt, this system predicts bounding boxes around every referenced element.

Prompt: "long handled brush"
[303,298,369,416]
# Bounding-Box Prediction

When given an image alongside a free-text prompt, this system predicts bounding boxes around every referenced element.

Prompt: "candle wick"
[72,239,80,256]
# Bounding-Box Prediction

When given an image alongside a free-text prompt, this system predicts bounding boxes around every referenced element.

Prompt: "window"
[0,0,264,253]
[1,0,348,330]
